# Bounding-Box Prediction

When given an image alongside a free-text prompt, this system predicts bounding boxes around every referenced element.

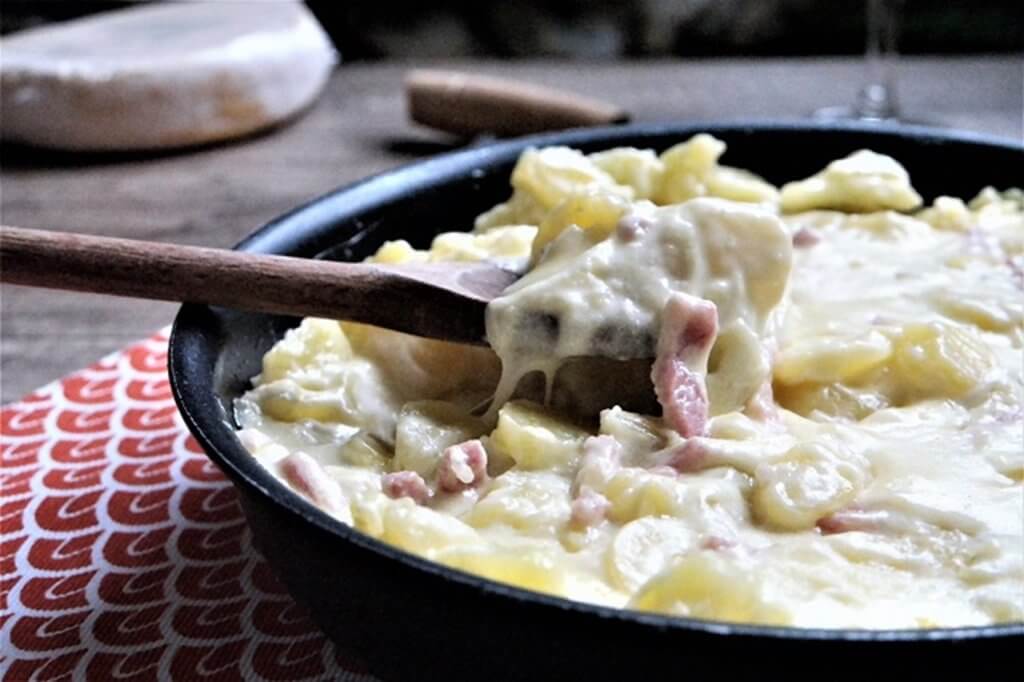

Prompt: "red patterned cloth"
[1,331,378,681]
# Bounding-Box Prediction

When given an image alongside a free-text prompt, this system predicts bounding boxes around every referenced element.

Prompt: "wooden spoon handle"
[406,69,628,138]
[0,226,499,344]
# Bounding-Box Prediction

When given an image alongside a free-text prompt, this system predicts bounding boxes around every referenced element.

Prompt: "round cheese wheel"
[0,2,337,150]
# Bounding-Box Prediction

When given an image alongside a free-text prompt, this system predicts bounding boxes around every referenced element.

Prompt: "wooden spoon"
[0,226,520,345]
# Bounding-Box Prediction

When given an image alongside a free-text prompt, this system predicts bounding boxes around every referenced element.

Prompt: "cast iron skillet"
[169,122,1024,680]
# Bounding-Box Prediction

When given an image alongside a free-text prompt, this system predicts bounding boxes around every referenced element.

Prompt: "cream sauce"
[484,198,791,417]
[235,138,1024,629]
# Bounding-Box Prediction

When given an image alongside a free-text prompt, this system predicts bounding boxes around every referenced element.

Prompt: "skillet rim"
[168,119,1024,646]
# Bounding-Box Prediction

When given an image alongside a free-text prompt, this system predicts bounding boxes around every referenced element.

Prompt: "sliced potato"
[511,146,632,210]
[630,550,793,624]
[752,440,869,530]
[774,330,893,386]
[890,322,995,402]
[394,400,488,478]
[589,147,664,200]
[532,190,631,258]
[337,431,392,471]
[488,400,590,474]
[380,497,481,558]
[439,546,564,596]
[260,318,352,384]
[606,517,696,593]
[598,407,668,460]
[467,471,572,536]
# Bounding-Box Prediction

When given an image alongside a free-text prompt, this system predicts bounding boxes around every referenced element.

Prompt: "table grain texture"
[2,57,1021,402]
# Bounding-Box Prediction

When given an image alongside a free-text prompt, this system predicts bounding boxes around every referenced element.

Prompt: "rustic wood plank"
[1,57,1020,402]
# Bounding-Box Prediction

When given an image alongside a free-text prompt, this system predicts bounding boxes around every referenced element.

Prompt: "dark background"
[2,0,1022,58]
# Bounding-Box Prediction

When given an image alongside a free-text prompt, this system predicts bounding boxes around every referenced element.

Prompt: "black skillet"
[169,122,1024,680]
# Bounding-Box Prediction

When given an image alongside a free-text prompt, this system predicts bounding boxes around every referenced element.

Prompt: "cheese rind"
[0,2,336,150]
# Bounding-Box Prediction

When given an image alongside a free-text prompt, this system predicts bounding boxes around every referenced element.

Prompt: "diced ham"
[570,486,611,527]
[279,452,350,519]
[664,438,707,473]
[651,294,718,438]
[661,435,783,475]
[382,470,432,504]
[792,226,822,248]
[436,439,489,493]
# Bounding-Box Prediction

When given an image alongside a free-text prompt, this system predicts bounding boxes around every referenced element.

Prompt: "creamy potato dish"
[236,135,1023,628]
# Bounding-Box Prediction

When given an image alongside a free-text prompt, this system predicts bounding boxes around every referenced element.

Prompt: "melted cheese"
[235,138,1024,629]
[485,198,791,417]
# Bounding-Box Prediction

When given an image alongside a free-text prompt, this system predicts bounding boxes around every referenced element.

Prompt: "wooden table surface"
[2,56,1021,402]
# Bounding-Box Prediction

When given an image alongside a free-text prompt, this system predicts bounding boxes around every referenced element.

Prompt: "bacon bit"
[792,226,822,248]
[570,487,611,528]
[664,438,707,473]
[651,294,718,438]
[382,470,432,504]
[701,536,735,551]
[436,440,489,493]
[279,452,348,517]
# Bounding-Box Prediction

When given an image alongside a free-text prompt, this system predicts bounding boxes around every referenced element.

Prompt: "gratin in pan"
[169,123,1024,680]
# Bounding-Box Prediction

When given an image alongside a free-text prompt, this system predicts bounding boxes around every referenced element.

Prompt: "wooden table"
[2,57,1021,402]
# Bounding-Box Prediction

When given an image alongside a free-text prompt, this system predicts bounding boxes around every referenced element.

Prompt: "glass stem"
[856,0,903,120]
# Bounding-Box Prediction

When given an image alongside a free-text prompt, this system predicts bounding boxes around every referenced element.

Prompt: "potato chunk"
[890,322,995,402]
[380,497,481,557]
[467,471,572,536]
[630,550,793,624]
[394,401,488,478]
[774,382,890,421]
[260,318,352,384]
[774,330,893,386]
[511,146,632,210]
[589,147,664,200]
[656,134,778,205]
[337,431,392,472]
[780,150,923,213]
[440,547,565,596]
[488,400,590,474]
[531,190,631,258]
[606,517,696,593]
[752,441,870,530]
[598,407,668,460]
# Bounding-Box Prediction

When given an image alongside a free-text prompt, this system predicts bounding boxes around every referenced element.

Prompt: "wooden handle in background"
[0,226,516,345]
[406,69,629,138]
